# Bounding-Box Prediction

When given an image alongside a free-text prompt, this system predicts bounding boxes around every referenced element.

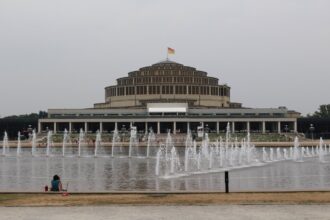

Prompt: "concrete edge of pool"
[1,189,330,194]
[1,191,330,206]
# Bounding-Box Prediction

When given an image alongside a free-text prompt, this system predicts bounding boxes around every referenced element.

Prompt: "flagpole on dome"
[167,47,175,61]
[166,47,169,61]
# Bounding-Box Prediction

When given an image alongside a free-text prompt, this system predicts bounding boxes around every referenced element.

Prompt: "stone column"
[84,122,88,133]
[157,122,160,134]
[38,122,41,133]
[187,122,190,132]
[277,121,281,134]
[173,122,176,134]
[115,122,118,131]
[262,121,266,134]
[247,121,250,133]
[232,122,235,134]
[200,122,204,135]
[54,122,57,134]
[69,122,72,133]
[145,122,148,132]
[99,122,103,133]
[294,121,297,133]
[216,122,219,134]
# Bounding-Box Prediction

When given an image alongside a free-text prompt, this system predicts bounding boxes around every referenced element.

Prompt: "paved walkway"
[1,205,330,220]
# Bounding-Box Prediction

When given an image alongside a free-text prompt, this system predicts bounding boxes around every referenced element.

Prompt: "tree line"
[0,111,47,139]
[300,104,330,139]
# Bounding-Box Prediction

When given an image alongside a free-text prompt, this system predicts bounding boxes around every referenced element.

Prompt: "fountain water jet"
[225,122,231,146]
[283,149,288,160]
[146,128,156,158]
[78,129,86,157]
[17,132,22,156]
[62,129,72,157]
[46,131,53,157]
[165,130,173,159]
[293,137,302,162]
[94,130,102,157]
[319,137,326,162]
[128,126,138,158]
[262,147,268,162]
[276,148,282,161]
[155,132,181,177]
[111,128,120,157]
[185,129,193,149]
[2,131,9,156]
[156,131,269,177]
[31,130,37,156]
[155,150,161,176]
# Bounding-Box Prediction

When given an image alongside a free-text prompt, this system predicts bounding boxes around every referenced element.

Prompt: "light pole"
[284,125,289,141]
[309,124,315,140]
[284,125,288,133]
[205,124,209,134]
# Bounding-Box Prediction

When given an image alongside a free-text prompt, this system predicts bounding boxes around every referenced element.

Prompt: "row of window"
[117,76,218,86]
[49,112,284,118]
[129,68,206,77]
[138,70,206,76]
[106,85,230,97]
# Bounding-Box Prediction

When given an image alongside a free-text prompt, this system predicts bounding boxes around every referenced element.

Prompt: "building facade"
[38,60,300,134]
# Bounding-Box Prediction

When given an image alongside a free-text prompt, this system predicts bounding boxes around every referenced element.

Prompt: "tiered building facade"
[38,60,300,134]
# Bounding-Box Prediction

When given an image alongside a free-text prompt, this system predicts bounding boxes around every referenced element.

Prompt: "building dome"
[94,60,231,109]
[152,59,183,66]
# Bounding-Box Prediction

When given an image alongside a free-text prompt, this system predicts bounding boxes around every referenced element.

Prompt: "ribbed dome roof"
[151,59,183,66]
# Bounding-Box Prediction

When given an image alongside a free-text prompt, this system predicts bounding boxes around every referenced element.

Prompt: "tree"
[0,112,47,138]
[38,111,48,118]
[313,104,330,118]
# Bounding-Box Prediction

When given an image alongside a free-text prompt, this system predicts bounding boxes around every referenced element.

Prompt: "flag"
[167,47,175,54]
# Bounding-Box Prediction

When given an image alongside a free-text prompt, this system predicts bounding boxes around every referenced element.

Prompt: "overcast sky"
[0,0,329,117]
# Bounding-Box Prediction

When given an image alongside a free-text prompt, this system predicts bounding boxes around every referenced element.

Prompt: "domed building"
[38,60,300,134]
[94,60,232,109]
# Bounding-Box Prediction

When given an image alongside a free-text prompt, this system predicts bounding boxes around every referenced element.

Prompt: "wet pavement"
[1,205,330,220]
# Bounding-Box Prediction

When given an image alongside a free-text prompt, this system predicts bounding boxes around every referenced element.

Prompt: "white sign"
[197,126,203,138]
[147,103,188,113]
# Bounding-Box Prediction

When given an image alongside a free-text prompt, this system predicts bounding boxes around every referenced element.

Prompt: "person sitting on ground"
[50,175,62,192]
